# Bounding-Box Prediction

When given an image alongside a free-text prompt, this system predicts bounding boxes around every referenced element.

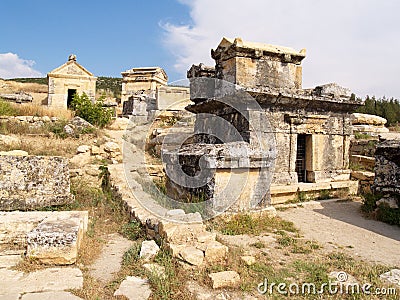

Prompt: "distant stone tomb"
[47,55,97,109]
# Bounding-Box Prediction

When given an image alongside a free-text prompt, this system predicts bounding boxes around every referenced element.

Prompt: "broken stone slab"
[328,271,359,287]
[142,263,166,279]
[158,221,206,244]
[21,291,83,300]
[352,113,387,126]
[0,267,83,296]
[114,276,151,300]
[208,271,240,289]
[139,240,160,261]
[179,246,204,266]
[380,269,400,286]
[89,233,134,283]
[204,241,228,263]
[26,211,88,265]
[351,170,375,181]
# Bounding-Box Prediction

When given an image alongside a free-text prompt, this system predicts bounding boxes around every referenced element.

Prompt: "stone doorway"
[67,89,77,108]
[296,134,308,182]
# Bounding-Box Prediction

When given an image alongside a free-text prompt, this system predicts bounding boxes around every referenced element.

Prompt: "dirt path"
[277,200,400,267]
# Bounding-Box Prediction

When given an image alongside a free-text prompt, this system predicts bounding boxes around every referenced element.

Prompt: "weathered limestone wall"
[157,86,190,110]
[373,139,400,194]
[0,155,73,210]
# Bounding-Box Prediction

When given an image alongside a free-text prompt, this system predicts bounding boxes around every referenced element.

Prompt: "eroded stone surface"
[0,155,73,211]
[89,233,134,283]
[26,211,88,265]
[0,267,83,296]
[179,246,204,266]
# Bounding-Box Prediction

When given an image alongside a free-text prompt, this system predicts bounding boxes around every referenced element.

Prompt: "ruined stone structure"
[47,55,97,109]
[0,155,74,210]
[164,37,361,211]
[121,67,190,119]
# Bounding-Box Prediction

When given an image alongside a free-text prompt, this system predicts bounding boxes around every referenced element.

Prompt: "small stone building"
[164,37,362,212]
[121,67,190,118]
[47,55,97,109]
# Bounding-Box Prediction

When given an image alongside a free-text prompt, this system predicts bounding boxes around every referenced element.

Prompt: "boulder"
[240,256,256,266]
[380,269,400,286]
[108,117,129,130]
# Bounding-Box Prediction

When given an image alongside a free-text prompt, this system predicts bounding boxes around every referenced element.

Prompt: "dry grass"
[0,134,95,157]
[9,102,73,119]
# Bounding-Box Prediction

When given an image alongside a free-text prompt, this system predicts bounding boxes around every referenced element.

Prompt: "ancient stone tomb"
[164,37,361,212]
[47,54,97,109]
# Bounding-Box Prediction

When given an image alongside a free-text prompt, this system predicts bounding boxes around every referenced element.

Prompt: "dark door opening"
[296,134,307,183]
[67,89,77,108]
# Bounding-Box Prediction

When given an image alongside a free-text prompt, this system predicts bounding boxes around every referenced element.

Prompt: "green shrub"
[376,203,400,226]
[70,93,112,128]
[361,193,381,213]
[0,99,17,116]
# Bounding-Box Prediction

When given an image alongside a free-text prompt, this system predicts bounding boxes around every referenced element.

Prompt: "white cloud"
[0,53,42,79]
[163,0,400,98]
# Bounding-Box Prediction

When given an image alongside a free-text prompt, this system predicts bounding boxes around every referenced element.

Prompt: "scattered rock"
[76,145,90,154]
[104,141,120,153]
[208,271,240,289]
[69,116,94,129]
[63,124,75,135]
[329,271,359,287]
[380,269,400,286]
[70,152,92,168]
[91,145,100,155]
[204,241,228,263]
[142,263,166,279]
[179,246,204,266]
[139,240,160,261]
[114,276,151,300]
[376,197,399,209]
[240,255,256,266]
[42,116,51,123]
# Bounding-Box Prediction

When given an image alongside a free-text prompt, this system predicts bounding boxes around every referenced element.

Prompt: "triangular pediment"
[48,61,94,77]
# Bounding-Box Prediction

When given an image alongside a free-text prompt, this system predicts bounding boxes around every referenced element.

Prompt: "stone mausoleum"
[47,55,97,109]
[164,37,361,213]
[121,67,190,120]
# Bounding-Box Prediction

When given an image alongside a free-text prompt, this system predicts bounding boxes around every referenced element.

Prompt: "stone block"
[204,241,228,263]
[208,271,240,289]
[114,276,151,300]
[0,155,74,211]
[139,240,160,261]
[26,211,88,265]
[179,246,204,266]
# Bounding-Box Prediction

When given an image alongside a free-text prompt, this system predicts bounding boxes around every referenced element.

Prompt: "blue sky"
[1,0,400,98]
